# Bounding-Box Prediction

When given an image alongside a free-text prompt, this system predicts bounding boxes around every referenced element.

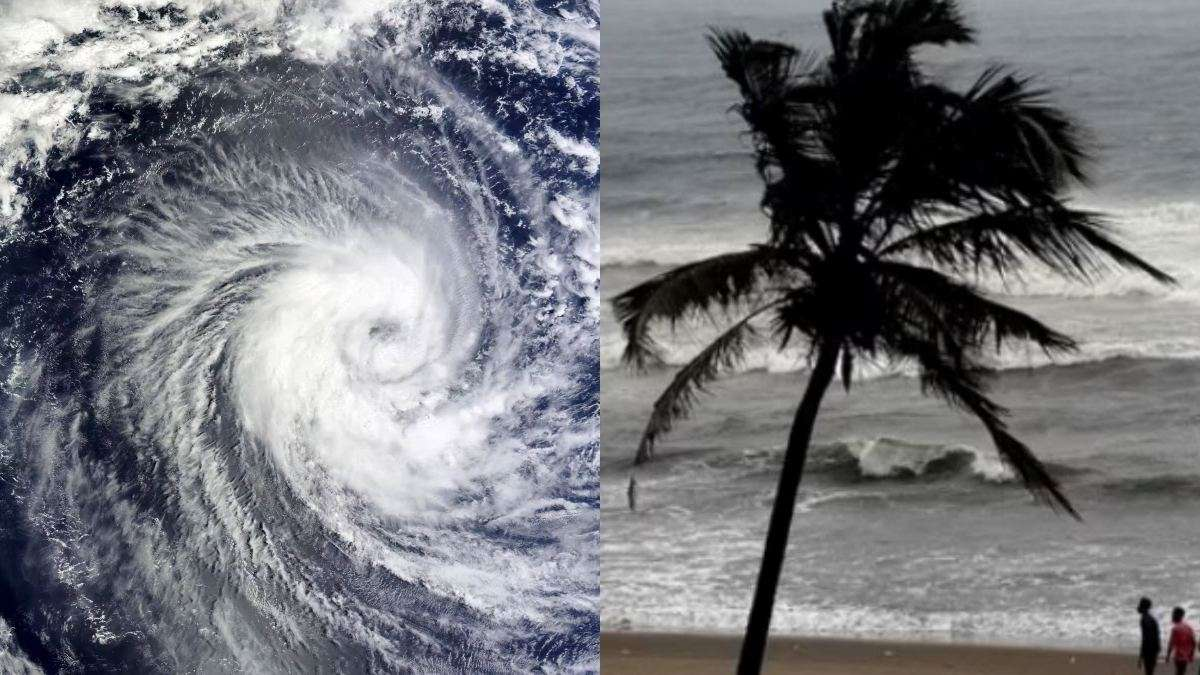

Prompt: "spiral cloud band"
[0,1,598,672]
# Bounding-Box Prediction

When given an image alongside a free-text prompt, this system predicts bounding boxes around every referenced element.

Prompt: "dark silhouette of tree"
[612,1,1174,672]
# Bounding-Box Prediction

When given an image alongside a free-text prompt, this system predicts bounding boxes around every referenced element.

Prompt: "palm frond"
[879,206,1176,284]
[707,29,823,114]
[878,260,1077,355]
[633,302,783,464]
[887,327,1078,517]
[860,0,974,63]
[840,346,854,391]
[612,247,785,368]
[942,66,1090,200]
[707,28,832,176]
[771,283,822,351]
[823,2,863,73]
[968,66,1087,184]
[825,0,971,75]
[708,29,842,254]
[868,69,1092,230]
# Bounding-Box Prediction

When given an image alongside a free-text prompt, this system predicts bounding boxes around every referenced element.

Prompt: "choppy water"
[602,0,1200,650]
[0,1,598,672]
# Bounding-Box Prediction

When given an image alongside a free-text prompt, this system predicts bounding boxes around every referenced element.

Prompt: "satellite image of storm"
[0,1,598,672]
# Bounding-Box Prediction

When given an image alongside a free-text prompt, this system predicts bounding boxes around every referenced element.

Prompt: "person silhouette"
[1166,607,1196,675]
[1141,598,1162,675]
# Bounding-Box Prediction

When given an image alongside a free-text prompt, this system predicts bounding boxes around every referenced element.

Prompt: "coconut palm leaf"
[860,0,975,55]
[633,301,784,463]
[920,69,1088,206]
[879,206,1176,283]
[708,28,837,253]
[867,69,1093,235]
[953,66,1090,189]
[889,328,1078,517]
[613,247,786,368]
[878,260,1078,354]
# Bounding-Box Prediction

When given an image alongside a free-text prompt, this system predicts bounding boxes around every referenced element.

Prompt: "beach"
[601,632,1133,674]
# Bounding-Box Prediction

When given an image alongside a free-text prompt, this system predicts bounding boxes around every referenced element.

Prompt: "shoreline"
[601,632,1135,674]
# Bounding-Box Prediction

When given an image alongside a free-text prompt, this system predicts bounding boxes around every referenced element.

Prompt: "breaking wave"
[809,439,1015,483]
[600,322,1200,377]
[643,438,1019,485]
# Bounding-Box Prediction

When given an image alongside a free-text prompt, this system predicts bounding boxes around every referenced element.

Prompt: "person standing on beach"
[1141,598,1162,675]
[1165,607,1196,675]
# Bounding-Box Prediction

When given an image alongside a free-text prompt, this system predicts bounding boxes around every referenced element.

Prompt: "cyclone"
[0,1,599,672]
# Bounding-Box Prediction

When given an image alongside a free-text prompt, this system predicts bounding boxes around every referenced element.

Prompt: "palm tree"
[612,0,1174,672]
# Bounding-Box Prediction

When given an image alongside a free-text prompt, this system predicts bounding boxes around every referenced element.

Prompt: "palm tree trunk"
[737,338,841,674]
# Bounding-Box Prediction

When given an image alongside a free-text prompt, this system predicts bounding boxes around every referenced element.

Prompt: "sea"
[0,1,598,672]
[601,0,1200,650]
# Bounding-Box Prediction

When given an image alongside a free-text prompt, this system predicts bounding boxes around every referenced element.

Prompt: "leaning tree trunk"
[737,339,841,674]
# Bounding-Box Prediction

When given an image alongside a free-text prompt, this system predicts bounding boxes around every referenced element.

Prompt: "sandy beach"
[601,632,1136,674]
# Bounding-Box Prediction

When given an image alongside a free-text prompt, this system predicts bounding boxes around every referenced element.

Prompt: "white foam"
[601,603,1143,650]
[844,438,1014,483]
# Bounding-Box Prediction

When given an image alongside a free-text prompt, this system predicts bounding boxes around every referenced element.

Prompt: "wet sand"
[601,632,1136,674]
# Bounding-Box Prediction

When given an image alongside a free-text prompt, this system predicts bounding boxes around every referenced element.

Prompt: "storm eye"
[369,322,403,341]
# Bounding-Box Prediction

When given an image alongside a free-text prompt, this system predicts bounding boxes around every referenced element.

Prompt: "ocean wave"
[811,439,1015,483]
[1096,474,1200,498]
[598,257,664,271]
[794,488,891,513]
[601,604,1140,650]
[600,321,1200,379]
[0,1,598,672]
[639,439,1018,486]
